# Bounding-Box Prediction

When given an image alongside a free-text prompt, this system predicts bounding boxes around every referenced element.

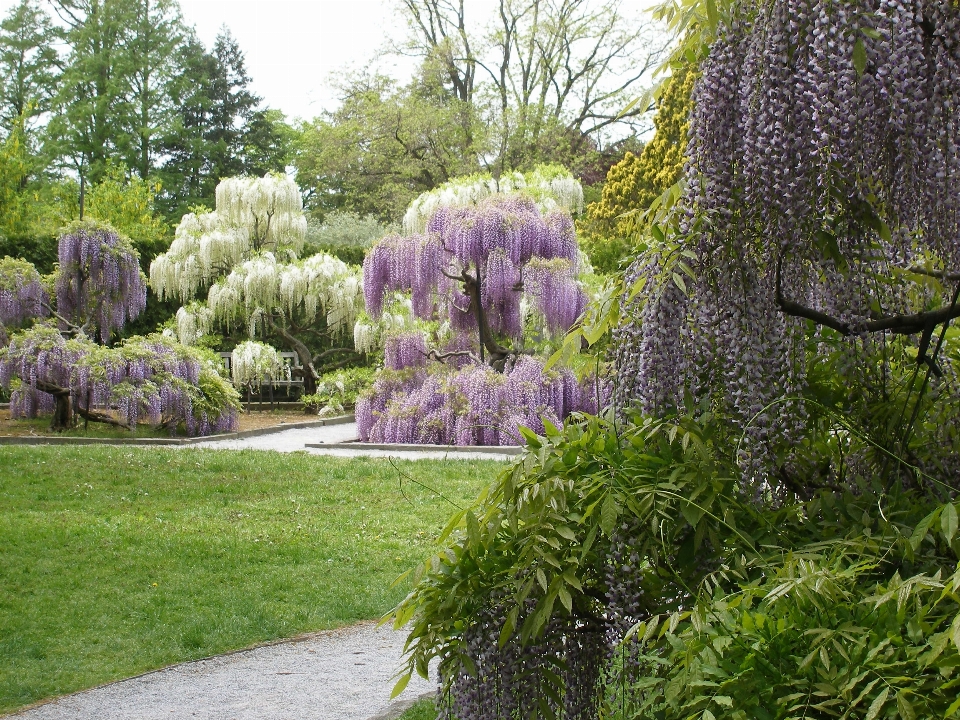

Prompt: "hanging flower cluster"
[402,164,585,235]
[55,222,147,343]
[0,256,48,332]
[616,0,960,483]
[356,357,606,446]
[173,302,215,346]
[0,326,239,435]
[231,340,283,391]
[150,173,308,304]
[206,251,362,338]
[364,196,586,339]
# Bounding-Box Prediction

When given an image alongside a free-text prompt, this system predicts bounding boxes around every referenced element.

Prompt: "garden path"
[11,622,433,720]
[191,421,518,461]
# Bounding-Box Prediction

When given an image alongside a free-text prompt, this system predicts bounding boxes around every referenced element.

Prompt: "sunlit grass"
[0,446,501,714]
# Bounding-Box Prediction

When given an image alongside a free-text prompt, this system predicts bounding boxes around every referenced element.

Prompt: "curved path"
[8,424,503,720]
[11,623,433,720]
[190,421,517,462]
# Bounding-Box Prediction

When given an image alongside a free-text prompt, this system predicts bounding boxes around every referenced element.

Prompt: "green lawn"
[0,446,501,714]
[398,698,438,720]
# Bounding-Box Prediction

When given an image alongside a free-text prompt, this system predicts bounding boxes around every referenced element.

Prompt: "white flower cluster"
[401,165,584,234]
[150,174,307,303]
[231,340,283,390]
[174,303,215,345]
[353,297,413,354]
[208,251,362,337]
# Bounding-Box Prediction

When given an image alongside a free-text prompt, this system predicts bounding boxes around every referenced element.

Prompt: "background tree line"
[0,0,674,301]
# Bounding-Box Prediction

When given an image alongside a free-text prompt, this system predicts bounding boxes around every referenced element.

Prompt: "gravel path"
[11,623,434,720]
[191,422,517,461]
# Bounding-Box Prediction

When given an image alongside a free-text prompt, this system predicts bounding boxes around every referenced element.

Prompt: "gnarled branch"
[775,259,960,336]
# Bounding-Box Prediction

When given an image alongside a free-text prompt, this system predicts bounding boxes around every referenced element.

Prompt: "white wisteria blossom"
[231,340,283,391]
[353,297,414,355]
[150,173,308,303]
[402,164,584,234]
[147,174,364,396]
[207,252,362,338]
[174,303,215,345]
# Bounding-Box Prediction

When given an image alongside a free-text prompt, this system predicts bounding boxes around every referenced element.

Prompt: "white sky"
[0,0,424,122]
[178,0,420,122]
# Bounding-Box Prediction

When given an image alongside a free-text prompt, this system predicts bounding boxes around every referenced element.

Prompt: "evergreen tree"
[157,29,284,220]
[0,0,60,137]
[206,28,260,181]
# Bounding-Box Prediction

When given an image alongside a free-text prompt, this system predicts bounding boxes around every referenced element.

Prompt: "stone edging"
[306,440,523,456]
[0,414,355,447]
[367,691,436,720]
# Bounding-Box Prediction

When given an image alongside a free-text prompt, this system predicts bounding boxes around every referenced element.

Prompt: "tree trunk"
[36,380,73,431]
[266,317,319,396]
[461,270,513,371]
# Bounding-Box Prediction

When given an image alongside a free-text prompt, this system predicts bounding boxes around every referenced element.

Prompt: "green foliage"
[84,163,170,259]
[0,447,500,713]
[301,365,376,416]
[293,72,481,222]
[301,211,396,267]
[579,65,695,274]
[389,402,960,718]
[397,698,437,720]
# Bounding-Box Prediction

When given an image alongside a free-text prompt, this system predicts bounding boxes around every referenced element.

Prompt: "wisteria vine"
[55,222,147,343]
[616,0,960,487]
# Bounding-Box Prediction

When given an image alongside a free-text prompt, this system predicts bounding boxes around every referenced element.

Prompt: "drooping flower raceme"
[365,195,586,340]
[151,174,308,304]
[55,222,147,343]
[207,251,362,339]
[616,0,960,487]
[0,257,48,333]
[231,340,284,391]
[356,356,608,446]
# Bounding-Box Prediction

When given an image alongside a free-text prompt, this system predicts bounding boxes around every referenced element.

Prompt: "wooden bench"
[218,350,306,399]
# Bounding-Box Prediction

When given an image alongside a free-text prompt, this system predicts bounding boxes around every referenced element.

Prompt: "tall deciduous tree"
[0,0,60,137]
[294,72,481,222]
[122,0,185,180]
[48,0,130,184]
[398,0,667,174]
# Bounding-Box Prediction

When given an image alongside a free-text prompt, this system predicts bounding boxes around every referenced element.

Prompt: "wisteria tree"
[0,221,239,435]
[1,326,239,434]
[0,221,150,428]
[151,174,363,395]
[356,167,605,445]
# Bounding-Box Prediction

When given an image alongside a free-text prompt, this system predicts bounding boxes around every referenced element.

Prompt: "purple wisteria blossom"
[616,0,960,486]
[56,222,147,342]
[356,357,608,446]
[0,257,49,333]
[1,326,238,436]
